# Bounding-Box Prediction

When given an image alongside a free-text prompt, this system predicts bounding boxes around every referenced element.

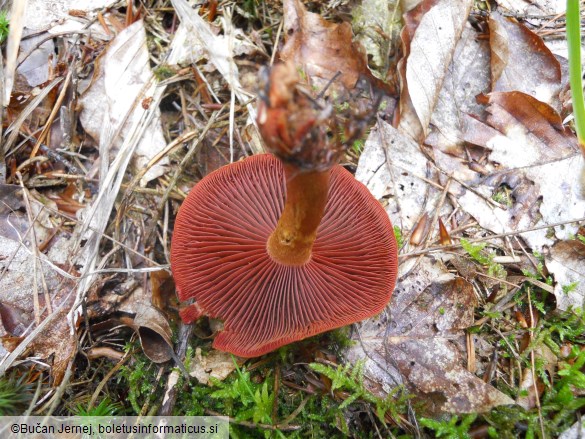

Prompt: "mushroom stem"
[267,164,331,265]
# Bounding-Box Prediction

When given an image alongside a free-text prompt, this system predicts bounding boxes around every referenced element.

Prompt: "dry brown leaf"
[347,258,514,414]
[397,0,473,141]
[395,0,434,141]
[281,0,390,93]
[27,290,77,385]
[545,240,585,312]
[479,91,577,167]
[0,236,78,384]
[488,13,561,110]
[447,90,581,252]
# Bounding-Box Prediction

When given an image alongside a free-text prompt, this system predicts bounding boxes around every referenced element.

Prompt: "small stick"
[30,71,72,158]
[158,323,194,416]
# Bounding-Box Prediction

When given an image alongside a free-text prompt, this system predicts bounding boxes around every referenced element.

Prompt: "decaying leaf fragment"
[356,121,430,233]
[189,348,243,385]
[0,186,79,384]
[545,240,585,312]
[347,258,514,414]
[493,0,565,19]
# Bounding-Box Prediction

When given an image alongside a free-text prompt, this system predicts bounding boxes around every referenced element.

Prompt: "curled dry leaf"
[133,304,173,363]
[281,0,390,94]
[86,280,174,363]
[488,12,561,110]
[545,240,585,312]
[347,257,513,414]
[397,0,473,141]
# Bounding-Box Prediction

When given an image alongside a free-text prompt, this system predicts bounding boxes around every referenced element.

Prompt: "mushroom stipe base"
[171,154,398,358]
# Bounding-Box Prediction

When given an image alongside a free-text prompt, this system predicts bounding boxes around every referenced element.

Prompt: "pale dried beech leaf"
[189,348,244,385]
[545,240,585,312]
[488,13,561,110]
[426,24,491,155]
[398,0,473,140]
[560,420,585,439]
[347,258,514,414]
[449,89,584,251]
[79,20,168,184]
[493,0,565,17]
[24,0,116,30]
[356,121,429,233]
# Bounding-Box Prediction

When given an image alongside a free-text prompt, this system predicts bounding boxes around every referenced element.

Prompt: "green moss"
[0,11,8,44]
[0,370,34,415]
[153,65,176,81]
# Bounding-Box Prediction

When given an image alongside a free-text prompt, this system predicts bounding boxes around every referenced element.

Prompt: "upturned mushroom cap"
[171,154,398,357]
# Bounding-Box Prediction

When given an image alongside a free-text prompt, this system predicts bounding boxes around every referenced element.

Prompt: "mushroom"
[171,64,398,357]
